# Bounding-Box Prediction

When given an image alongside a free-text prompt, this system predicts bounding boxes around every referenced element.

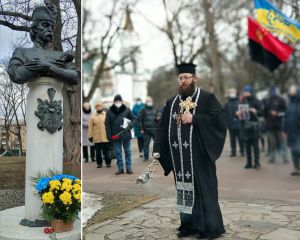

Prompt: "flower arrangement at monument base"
[35,174,81,233]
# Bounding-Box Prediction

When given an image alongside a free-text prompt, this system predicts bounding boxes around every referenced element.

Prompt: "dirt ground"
[0,157,25,190]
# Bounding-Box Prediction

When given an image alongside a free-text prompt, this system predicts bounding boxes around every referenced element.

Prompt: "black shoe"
[241,153,245,157]
[177,230,195,238]
[244,164,252,169]
[84,160,88,163]
[253,164,261,169]
[139,153,143,158]
[229,153,236,157]
[97,164,102,168]
[143,159,149,162]
[291,171,300,176]
[196,233,223,239]
[106,164,111,168]
[126,170,133,174]
[91,159,95,162]
[115,170,124,175]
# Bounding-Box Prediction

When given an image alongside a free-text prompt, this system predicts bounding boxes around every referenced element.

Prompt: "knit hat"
[243,84,253,94]
[114,94,122,102]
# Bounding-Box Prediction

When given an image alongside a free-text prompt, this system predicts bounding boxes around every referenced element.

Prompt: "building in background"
[0,119,26,153]
[83,6,150,109]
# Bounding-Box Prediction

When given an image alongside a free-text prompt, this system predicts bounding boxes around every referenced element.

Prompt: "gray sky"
[0,26,22,61]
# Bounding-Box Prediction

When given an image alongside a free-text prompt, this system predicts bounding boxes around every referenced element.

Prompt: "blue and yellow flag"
[254,0,300,44]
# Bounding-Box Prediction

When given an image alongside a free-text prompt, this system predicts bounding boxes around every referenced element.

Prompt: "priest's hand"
[182,112,193,124]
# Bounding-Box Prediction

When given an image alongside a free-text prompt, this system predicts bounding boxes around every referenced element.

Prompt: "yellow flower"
[62,178,72,185]
[59,191,72,205]
[49,180,61,191]
[73,192,81,202]
[75,179,81,185]
[61,182,73,192]
[72,183,81,193]
[42,192,55,204]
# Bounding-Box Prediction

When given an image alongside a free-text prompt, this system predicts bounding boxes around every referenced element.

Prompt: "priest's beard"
[179,80,196,97]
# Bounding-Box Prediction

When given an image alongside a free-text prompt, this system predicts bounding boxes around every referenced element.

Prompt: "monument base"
[0,206,80,240]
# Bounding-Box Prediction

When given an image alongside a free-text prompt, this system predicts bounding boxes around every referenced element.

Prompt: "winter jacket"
[88,111,109,143]
[285,88,300,150]
[82,109,93,146]
[132,103,145,138]
[139,106,159,135]
[105,104,135,141]
[264,95,286,131]
[224,97,240,130]
[239,96,262,140]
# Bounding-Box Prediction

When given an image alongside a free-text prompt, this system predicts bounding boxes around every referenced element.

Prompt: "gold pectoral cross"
[179,96,197,113]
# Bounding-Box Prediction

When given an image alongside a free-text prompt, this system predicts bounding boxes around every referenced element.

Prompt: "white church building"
[83,6,149,109]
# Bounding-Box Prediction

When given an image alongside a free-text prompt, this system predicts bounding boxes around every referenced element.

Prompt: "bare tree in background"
[83,0,140,101]
[0,0,81,163]
[0,66,28,154]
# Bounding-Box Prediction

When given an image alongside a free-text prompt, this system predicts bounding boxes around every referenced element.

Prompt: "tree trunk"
[202,0,224,102]
[62,0,81,164]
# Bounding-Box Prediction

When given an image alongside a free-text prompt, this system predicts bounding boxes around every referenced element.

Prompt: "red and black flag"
[248,17,294,71]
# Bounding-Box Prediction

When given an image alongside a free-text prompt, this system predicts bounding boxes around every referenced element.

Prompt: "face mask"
[228,93,236,98]
[146,102,153,107]
[97,109,103,114]
[137,101,142,105]
[115,102,122,108]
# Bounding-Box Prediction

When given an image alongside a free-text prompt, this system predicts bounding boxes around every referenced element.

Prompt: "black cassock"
[153,87,226,237]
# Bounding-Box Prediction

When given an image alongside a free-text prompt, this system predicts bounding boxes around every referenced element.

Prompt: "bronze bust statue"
[7,5,80,85]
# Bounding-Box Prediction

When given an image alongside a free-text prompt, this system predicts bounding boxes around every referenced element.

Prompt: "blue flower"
[35,177,50,192]
[51,174,78,182]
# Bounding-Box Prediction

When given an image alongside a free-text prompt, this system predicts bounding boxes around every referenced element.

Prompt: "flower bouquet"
[35,174,81,233]
[111,126,131,140]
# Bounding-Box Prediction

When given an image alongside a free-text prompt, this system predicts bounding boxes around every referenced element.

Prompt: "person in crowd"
[139,96,159,161]
[224,88,244,157]
[285,85,300,176]
[88,102,111,168]
[105,95,135,175]
[132,98,145,157]
[264,86,288,163]
[237,85,262,169]
[82,102,95,163]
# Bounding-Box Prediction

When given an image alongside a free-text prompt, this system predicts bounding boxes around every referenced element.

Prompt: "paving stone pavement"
[84,197,300,240]
[0,189,24,210]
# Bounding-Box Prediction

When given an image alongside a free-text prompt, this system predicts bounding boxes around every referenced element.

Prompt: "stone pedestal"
[0,207,81,240]
[24,77,63,222]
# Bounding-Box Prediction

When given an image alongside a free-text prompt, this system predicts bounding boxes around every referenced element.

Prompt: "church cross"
[185,171,191,180]
[183,141,189,149]
[172,141,179,149]
[179,96,197,113]
[177,171,183,179]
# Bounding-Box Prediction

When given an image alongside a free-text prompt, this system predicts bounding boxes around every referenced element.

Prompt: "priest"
[153,63,226,239]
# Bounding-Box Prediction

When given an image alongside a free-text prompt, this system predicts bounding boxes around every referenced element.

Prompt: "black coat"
[285,89,300,149]
[139,106,159,134]
[239,96,262,140]
[264,95,286,130]
[153,89,226,237]
[224,97,240,130]
[105,104,135,141]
